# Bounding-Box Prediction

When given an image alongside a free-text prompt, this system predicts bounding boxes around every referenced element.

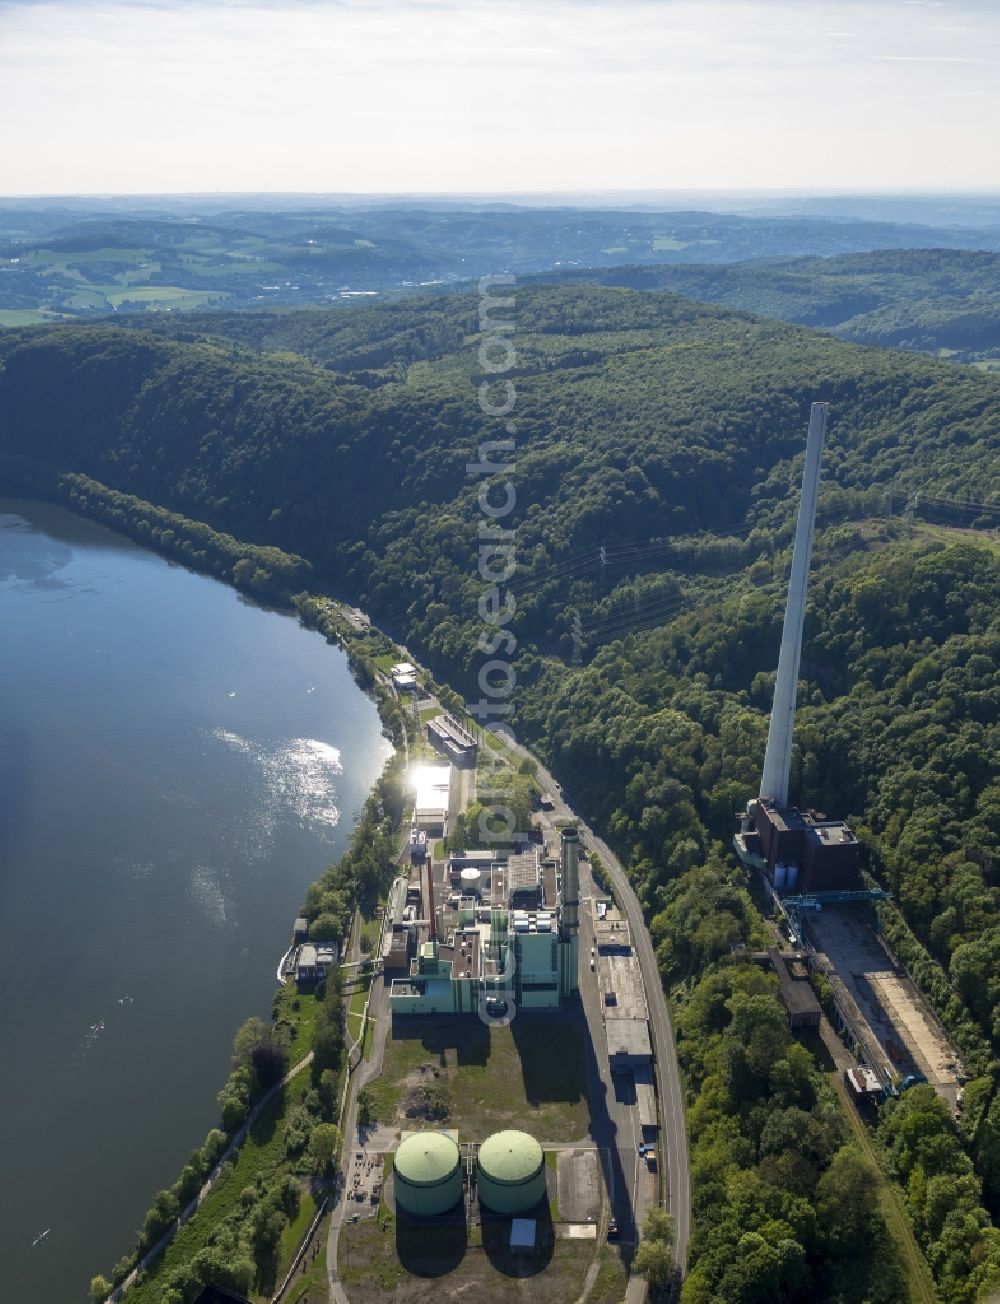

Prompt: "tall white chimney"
[759,402,829,808]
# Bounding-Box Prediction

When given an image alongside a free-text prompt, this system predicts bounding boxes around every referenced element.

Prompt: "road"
[512,740,691,1272]
[575,857,648,1241]
[326,975,392,1304]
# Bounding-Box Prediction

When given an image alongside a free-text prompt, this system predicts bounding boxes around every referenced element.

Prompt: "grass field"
[348,975,375,1059]
[913,521,1000,557]
[0,308,64,325]
[283,1225,331,1303]
[590,1245,631,1303]
[366,1017,590,1141]
[274,984,321,1061]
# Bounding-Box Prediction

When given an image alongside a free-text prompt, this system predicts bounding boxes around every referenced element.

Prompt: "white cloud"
[0,0,998,193]
[871,53,1000,63]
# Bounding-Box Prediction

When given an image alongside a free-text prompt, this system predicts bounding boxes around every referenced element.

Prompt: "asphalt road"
[576,859,647,1240]
[514,743,692,1272]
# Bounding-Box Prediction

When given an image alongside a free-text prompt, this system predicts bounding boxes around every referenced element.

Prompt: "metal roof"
[510,1218,537,1249]
[477,1130,544,1184]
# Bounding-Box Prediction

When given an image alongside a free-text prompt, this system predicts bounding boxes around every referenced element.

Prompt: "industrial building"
[634,1064,658,1135]
[591,898,653,1073]
[389,828,581,1016]
[393,1131,463,1216]
[845,1066,884,1102]
[412,765,451,834]
[476,1130,547,1214]
[606,1019,653,1074]
[391,661,419,692]
[294,942,339,986]
[738,799,861,893]
[768,947,822,1029]
[427,713,478,767]
[383,927,412,974]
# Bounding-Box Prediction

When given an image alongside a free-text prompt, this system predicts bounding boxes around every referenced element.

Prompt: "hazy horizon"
[3,0,999,196]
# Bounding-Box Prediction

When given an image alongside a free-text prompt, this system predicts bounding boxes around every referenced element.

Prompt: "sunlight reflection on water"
[210,728,343,839]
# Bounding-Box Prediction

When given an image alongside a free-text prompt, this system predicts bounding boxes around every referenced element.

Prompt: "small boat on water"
[32,1228,50,1247]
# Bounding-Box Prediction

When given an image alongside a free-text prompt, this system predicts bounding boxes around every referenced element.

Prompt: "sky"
[2,0,999,196]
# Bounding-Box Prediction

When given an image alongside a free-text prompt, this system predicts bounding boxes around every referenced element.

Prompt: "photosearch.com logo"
[467,274,519,1028]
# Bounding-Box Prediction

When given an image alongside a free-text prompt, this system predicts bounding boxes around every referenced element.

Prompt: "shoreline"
[0,490,409,1302]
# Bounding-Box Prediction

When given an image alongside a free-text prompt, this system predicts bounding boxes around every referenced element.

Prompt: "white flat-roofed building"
[391,661,419,692]
[295,942,339,984]
[413,764,451,832]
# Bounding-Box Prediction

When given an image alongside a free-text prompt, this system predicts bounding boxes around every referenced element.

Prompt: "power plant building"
[735,403,861,895]
[477,1130,547,1214]
[427,713,478,767]
[412,765,450,834]
[389,828,580,1017]
[741,799,861,892]
[392,1131,463,1216]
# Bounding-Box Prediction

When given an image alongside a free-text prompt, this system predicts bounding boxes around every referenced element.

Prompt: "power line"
[586,601,690,643]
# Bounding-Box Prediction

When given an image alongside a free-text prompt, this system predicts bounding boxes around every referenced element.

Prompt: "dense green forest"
[533,249,1000,364]
[655,861,1000,1303]
[92,248,1000,374]
[1,284,998,1299]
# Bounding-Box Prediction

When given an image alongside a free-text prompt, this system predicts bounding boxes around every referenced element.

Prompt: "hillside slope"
[1,287,999,1300]
[529,250,1000,364]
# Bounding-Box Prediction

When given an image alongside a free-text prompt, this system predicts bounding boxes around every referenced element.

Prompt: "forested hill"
[527,249,1000,364]
[1,286,997,560]
[2,287,999,1299]
[79,247,1000,371]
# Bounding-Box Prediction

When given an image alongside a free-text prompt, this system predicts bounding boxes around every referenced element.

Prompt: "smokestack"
[560,828,580,938]
[759,402,829,809]
[559,827,580,997]
[426,853,436,941]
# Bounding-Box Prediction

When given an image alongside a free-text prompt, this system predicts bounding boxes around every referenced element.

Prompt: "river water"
[0,499,391,1301]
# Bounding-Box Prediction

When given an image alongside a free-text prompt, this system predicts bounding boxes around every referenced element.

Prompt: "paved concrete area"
[809,907,963,1109]
[557,1148,601,1224]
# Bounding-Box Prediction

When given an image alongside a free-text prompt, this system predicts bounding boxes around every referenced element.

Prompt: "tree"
[309,1122,342,1174]
[251,1037,288,1090]
[231,1016,270,1071]
[642,1207,675,1247]
[635,1208,676,1293]
[815,1146,879,1252]
[635,1237,674,1291]
[357,1087,375,1128]
[318,1068,338,1119]
[141,1188,180,1246]
[89,1275,113,1304]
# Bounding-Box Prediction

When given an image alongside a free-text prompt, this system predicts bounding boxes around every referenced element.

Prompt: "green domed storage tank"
[393,1131,462,1216]
[476,1130,546,1214]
